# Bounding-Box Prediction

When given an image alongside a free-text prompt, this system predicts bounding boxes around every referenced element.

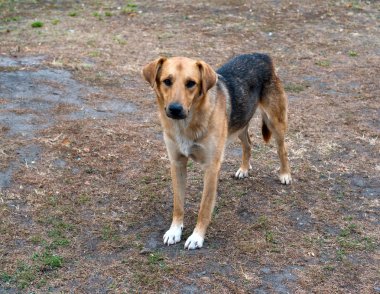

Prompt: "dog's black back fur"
[217,53,273,132]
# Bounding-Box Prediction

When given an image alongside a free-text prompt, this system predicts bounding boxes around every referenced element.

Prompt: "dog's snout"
[168,103,183,114]
[167,103,187,119]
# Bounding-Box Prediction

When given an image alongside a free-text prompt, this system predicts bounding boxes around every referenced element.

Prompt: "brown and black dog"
[142,54,291,249]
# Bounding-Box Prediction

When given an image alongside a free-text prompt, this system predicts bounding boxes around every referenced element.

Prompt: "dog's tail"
[262,119,271,143]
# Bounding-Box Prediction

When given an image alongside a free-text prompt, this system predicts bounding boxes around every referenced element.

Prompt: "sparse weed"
[48,237,70,249]
[93,11,103,20]
[77,194,91,204]
[3,16,20,22]
[323,265,335,271]
[122,2,138,14]
[0,272,12,283]
[101,224,120,241]
[14,262,36,289]
[41,252,63,268]
[114,35,127,45]
[68,11,78,17]
[265,230,276,244]
[284,83,307,93]
[30,235,45,245]
[255,215,269,230]
[336,248,346,261]
[89,50,101,57]
[315,60,331,67]
[336,222,376,253]
[187,160,193,168]
[31,21,43,28]
[148,252,164,266]
[362,236,376,251]
[348,50,358,57]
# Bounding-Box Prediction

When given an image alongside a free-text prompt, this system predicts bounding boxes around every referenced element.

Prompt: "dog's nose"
[167,103,186,119]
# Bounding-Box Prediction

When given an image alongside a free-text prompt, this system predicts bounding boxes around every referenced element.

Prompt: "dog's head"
[142,57,217,120]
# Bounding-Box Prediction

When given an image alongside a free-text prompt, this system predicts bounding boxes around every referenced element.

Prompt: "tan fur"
[259,72,291,178]
[142,57,291,248]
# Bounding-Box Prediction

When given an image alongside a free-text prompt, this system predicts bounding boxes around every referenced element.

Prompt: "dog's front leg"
[163,157,188,245]
[185,160,221,249]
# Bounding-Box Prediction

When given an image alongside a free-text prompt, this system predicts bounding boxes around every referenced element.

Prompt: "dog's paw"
[280,173,292,185]
[235,168,249,179]
[163,224,183,245]
[184,232,204,250]
[235,165,251,179]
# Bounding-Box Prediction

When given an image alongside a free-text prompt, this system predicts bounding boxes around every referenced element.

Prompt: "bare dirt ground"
[0,0,379,293]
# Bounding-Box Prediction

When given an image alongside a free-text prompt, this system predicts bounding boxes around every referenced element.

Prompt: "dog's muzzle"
[166,103,187,119]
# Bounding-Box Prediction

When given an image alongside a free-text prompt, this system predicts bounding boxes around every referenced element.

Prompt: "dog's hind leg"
[260,79,292,185]
[235,125,252,179]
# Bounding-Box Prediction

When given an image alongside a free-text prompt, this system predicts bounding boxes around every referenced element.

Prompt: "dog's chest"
[175,133,195,157]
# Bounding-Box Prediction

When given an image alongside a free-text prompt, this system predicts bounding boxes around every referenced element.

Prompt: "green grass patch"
[336,248,346,261]
[30,234,45,245]
[41,252,63,268]
[3,16,20,22]
[88,51,101,57]
[130,250,171,289]
[77,194,91,204]
[51,19,60,25]
[323,265,335,271]
[93,11,103,20]
[2,216,72,288]
[265,230,276,244]
[148,252,165,267]
[14,262,36,289]
[339,223,357,237]
[3,249,64,289]
[284,83,307,93]
[0,272,12,283]
[315,60,331,67]
[122,2,138,14]
[348,50,358,57]
[68,11,78,17]
[336,222,376,253]
[31,21,43,28]
[254,215,269,230]
[101,224,120,241]
[48,237,70,249]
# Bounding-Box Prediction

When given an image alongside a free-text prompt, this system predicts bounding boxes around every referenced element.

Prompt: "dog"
[142,53,291,249]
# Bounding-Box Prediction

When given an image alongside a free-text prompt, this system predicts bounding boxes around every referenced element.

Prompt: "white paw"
[235,168,249,179]
[184,232,204,250]
[163,224,183,245]
[280,173,292,185]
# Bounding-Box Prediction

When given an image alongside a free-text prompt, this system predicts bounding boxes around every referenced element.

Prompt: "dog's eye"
[163,79,172,87]
[186,80,196,89]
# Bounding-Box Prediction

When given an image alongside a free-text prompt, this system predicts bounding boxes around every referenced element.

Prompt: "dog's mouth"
[166,111,187,120]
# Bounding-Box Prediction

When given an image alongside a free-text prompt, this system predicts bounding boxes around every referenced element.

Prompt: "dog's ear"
[196,60,217,97]
[142,57,167,88]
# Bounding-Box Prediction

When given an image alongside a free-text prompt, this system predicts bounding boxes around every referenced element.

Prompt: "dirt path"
[0,0,379,293]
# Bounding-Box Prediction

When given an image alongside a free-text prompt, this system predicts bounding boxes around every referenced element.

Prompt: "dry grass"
[1,0,379,292]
